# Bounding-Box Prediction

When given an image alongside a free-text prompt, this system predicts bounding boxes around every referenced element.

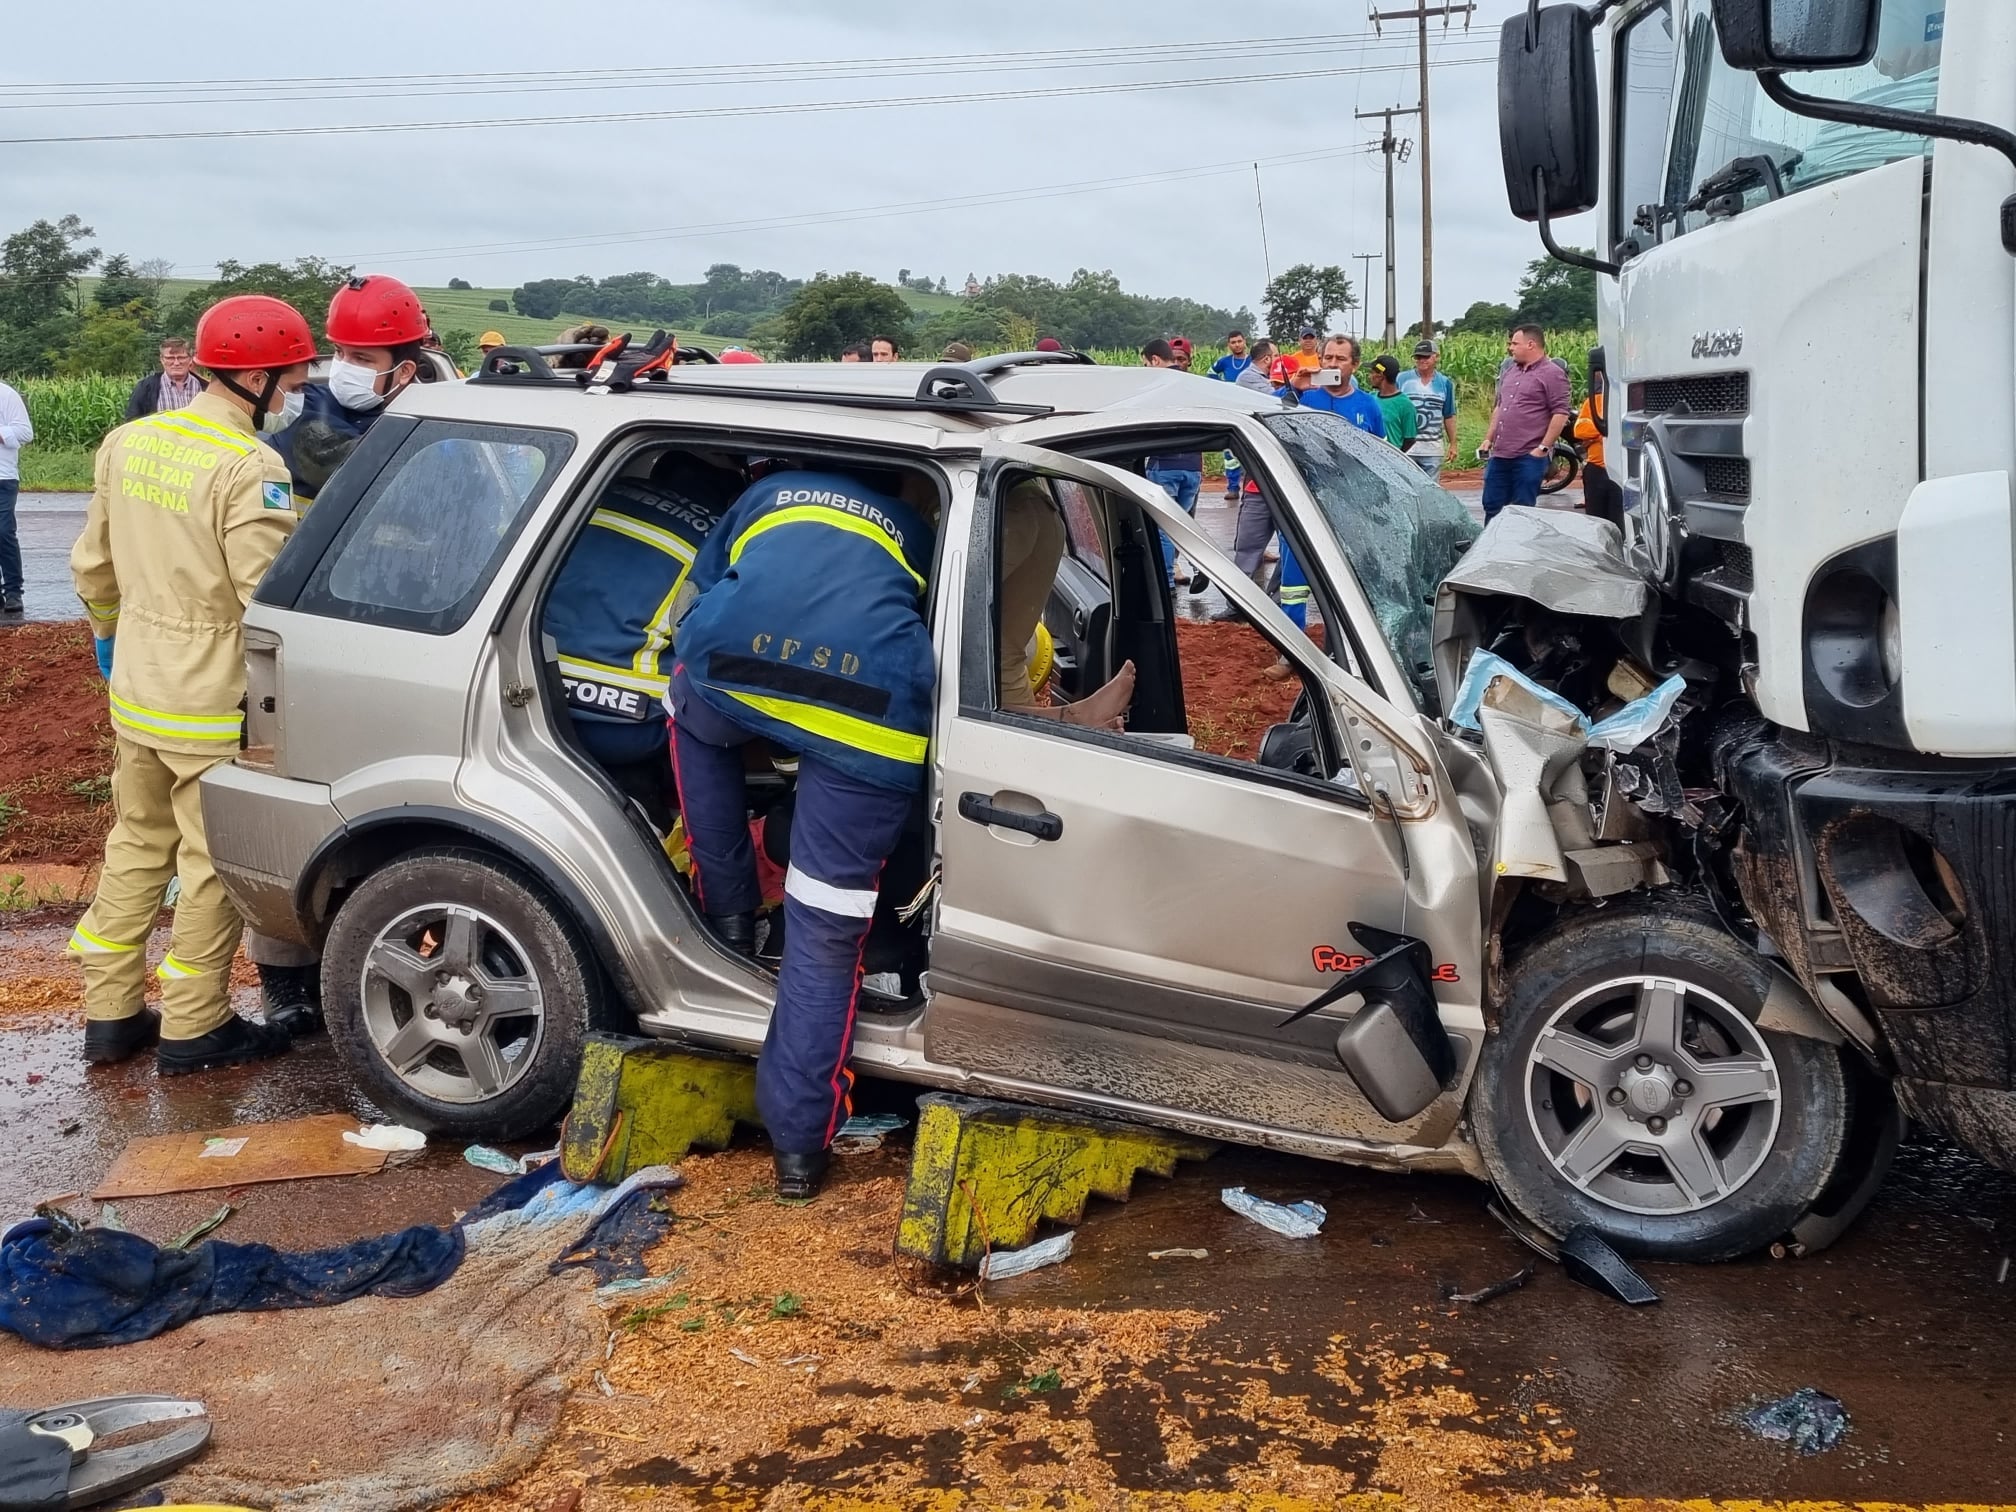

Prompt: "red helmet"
[325,274,430,348]
[1168,336,1194,360]
[194,295,317,371]
[718,348,764,364]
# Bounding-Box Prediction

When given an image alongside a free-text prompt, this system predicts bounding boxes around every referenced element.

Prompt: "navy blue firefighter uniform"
[670,469,936,1188]
[542,458,737,828]
[263,384,377,508]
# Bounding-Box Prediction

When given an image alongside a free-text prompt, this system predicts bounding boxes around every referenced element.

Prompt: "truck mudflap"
[1718,724,2016,1132]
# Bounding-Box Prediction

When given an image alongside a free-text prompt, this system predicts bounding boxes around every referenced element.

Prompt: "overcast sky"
[5,0,1595,333]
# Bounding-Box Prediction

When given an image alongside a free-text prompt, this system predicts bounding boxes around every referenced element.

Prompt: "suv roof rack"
[467,343,1078,417]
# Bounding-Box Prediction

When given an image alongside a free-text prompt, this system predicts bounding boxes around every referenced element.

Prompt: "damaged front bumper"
[1717,722,2016,1167]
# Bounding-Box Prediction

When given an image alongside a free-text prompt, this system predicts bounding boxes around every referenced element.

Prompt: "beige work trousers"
[70,738,243,1041]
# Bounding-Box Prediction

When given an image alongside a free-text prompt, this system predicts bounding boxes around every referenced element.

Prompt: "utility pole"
[1371,2,1475,342]
[1352,253,1380,343]
[1355,104,1417,348]
[1253,162,1274,288]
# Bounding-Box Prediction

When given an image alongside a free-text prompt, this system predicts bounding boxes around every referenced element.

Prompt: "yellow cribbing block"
[896,1093,1216,1267]
[560,1033,760,1183]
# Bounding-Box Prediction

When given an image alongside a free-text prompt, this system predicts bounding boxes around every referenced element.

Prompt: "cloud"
[5,0,1593,325]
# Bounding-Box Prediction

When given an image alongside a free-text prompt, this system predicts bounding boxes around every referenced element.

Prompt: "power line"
[0,55,1494,146]
[0,29,1475,96]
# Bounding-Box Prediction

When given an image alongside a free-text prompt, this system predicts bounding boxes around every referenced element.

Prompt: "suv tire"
[323,847,600,1141]
[1471,905,1849,1262]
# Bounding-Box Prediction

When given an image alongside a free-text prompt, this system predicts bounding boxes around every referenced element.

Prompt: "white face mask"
[328,357,391,412]
[261,386,306,434]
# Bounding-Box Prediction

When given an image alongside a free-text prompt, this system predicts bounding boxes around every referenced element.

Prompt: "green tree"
[767,273,914,360]
[512,276,591,321]
[448,277,473,291]
[1513,253,1597,331]
[0,215,99,375]
[165,257,354,338]
[56,300,156,376]
[1262,264,1355,342]
[701,311,753,339]
[438,329,480,370]
[93,253,158,318]
[1448,299,1518,336]
[487,298,510,313]
[915,305,1009,353]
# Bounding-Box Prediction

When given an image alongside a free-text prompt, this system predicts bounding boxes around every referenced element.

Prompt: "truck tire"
[323,847,600,1141]
[1471,906,1850,1262]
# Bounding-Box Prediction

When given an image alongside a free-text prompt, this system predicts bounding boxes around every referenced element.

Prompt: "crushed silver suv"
[203,349,1897,1261]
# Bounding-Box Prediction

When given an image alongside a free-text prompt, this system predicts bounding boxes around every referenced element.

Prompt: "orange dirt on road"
[0,622,115,869]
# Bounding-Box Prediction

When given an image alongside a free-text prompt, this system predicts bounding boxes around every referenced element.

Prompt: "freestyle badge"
[1312,945,1460,983]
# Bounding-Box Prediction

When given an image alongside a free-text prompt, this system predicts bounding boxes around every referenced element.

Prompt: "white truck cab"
[1499,0,2016,1169]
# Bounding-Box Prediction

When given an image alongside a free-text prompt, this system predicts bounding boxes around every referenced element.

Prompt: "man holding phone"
[1277,335,1386,438]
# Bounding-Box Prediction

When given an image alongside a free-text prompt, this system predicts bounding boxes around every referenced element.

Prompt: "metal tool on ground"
[897,1095,1215,1268]
[0,1395,210,1510]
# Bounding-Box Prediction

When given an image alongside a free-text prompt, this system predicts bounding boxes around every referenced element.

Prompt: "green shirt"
[1376,390,1419,449]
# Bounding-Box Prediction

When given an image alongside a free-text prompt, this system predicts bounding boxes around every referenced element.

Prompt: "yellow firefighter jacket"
[70,391,298,754]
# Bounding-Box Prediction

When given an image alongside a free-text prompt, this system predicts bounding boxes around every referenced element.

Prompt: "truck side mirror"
[1709,0,1879,72]
[1497,5,1600,223]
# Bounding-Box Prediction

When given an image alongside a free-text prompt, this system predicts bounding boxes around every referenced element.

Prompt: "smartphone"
[1312,367,1344,388]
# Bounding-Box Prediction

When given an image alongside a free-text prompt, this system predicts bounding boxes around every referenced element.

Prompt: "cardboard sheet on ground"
[92,1114,388,1199]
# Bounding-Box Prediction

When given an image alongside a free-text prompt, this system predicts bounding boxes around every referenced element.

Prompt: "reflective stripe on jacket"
[675,470,937,791]
[70,391,297,754]
[544,478,722,726]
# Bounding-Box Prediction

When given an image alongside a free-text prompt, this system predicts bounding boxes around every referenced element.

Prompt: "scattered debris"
[1740,1387,1849,1455]
[343,1123,427,1153]
[833,1113,909,1154]
[1559,1225,1660,1306]
[1443,1267,1533,1306]
[464,1144,524,1174]
[1407,1203,1442,1224]
[978,1230,1074,1280]
[729,1347,763,1366]
[58,1121,80,1138]
[593,1371,615,1398]
[593,1270,685,1303]
[1148,1247,1209,1261]
[166,1204,237,1251]
[1002,1367,1063,1401]
[1221,1186,1327,1238]
[94,1113,394,1199]
[1998,1256,2011,1285]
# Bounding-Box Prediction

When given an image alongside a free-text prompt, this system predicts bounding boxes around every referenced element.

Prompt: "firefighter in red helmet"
[266,273,433,509]
[67,295,317,1075]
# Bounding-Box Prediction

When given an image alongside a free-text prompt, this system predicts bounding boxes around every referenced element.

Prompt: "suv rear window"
[295,420,572,634]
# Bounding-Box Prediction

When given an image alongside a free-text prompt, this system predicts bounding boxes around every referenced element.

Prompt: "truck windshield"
[1665,0,1943,229]
[1260,410,1479,711]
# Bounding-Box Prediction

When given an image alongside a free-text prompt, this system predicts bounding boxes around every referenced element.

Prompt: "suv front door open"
[928,442,1484,1149]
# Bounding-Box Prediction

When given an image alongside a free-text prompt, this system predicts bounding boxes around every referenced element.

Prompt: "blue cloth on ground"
[0,1216,463,1351]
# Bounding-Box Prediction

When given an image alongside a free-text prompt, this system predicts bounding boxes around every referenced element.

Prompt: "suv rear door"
[927,441,1484,1148]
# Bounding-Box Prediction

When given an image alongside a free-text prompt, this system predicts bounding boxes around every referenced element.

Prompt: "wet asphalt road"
[5,920,2016,1501]
[8,493,87,623]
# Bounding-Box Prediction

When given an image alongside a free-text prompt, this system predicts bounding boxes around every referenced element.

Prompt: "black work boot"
[709,911,757,957]
[258,964,324,1038]
[773,1149,831,1201]
[83,1009,160,1065]
[157,1015,293,1077]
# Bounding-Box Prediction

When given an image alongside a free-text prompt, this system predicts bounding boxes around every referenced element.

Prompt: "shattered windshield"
[1261,410,1480,711]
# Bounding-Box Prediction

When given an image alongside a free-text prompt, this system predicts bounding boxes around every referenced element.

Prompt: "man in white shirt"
[0,377,31,614]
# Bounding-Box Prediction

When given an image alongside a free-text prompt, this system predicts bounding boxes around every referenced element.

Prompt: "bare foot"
[1064,661,1137,730]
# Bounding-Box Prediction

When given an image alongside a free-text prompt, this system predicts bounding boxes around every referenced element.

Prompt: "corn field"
[14,374,136,450]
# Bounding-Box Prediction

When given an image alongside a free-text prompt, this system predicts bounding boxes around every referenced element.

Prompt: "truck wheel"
[1471,907,1850,1262]
[322,847,600,1141]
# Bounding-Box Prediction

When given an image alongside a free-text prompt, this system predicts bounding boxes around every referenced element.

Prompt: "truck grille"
[1702,456,1751,499]
[1633,373,1750,416]
[1713,542,1753,590]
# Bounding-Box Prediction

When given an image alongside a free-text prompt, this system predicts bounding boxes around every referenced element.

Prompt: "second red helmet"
[326,274,430,347]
